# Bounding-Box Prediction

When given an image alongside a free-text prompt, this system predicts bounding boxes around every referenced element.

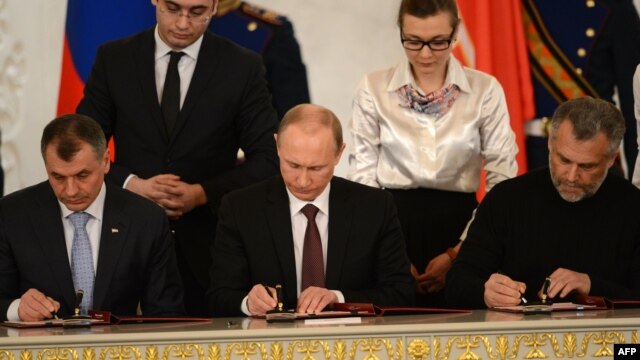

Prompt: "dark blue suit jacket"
[208,176,415,317]
[0,181,184,320]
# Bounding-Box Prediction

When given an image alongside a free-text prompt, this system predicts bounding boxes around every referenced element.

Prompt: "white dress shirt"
[348,55,518,194]
[240,184,344,315]
[7,183,107,321]
[154,25,202,109]
[287,185,331,296]
[632,65,640,188]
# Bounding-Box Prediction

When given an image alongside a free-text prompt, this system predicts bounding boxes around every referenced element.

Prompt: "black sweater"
[446,168,640,309]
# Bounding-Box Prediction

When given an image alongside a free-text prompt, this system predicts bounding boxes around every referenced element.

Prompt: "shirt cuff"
[7,299,21,321]
[123,174,138,189]
[332,290,345,303]
[240,295,251,316]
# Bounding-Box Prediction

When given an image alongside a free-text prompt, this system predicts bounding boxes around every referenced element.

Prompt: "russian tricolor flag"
[57,0,156,115]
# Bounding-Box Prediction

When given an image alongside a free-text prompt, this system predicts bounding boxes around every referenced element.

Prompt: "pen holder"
[63,304,92,328]
[521,300,554,316]
[62,314,92,328]
[265,309,296,323]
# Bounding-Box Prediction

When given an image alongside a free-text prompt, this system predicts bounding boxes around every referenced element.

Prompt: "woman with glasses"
[347,0,517,307]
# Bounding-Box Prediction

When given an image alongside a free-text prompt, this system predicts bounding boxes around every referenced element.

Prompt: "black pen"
[541,277,551,303]
[264,284,284,312]
[263,285,273,300]
[263,284,278,309]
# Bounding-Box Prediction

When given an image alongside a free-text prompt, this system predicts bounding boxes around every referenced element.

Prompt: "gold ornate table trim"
[1,309,639,359]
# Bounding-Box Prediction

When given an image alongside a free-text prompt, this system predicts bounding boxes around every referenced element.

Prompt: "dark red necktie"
[300,204,325,290]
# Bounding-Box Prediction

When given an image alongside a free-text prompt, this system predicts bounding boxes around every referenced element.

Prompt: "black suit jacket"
[77,28,279,294]
[208,176,415,316]
[0,181,184,321]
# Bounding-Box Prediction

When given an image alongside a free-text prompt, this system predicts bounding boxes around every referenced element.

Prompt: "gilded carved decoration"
[99,346,142,360]
[2,330,639,360]
[146,347,158,360]
[333,341,346,360]
[36,348,79,360]
[349,338,394,360]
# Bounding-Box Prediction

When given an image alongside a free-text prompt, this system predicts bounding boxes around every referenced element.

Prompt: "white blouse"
[348,55,518,193]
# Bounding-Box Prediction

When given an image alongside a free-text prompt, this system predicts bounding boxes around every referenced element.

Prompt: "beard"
[549,165,607,203]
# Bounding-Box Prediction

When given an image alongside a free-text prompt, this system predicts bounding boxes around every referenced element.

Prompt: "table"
[1,309,639,359]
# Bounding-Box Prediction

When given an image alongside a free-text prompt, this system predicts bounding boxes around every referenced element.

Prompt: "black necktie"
[161,51,185,134]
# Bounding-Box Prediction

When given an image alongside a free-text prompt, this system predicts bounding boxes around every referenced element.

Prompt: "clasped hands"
[246,284,338,315]
[127,174,207,217]
[483,268,591,308]
[411,251,453,294]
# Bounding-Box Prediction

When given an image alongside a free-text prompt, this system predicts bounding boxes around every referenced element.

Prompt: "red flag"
[57,1,156,159]
[454,0,534,176]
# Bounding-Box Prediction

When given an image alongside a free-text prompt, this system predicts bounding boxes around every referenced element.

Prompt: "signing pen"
[263,285,273,300]
[497,270,527,304]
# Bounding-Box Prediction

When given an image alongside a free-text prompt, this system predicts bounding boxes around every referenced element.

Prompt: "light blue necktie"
[69,212,94,314]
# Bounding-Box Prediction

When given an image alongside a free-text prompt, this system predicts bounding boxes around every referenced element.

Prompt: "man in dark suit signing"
[0,114,184,321]
[208,104,414,317]
[77,0,279,316]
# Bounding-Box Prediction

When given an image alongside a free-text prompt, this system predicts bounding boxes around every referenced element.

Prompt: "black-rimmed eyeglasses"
[400,27,456,51]
[158,0,211,24]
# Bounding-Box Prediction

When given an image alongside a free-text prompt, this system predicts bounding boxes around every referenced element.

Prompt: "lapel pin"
[111,228,119,233]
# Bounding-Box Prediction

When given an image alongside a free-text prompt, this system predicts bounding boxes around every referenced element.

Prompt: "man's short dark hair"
[41,114,107,161]
[550,97,625,157]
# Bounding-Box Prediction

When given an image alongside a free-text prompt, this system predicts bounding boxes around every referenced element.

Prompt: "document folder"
[259,303,471,322]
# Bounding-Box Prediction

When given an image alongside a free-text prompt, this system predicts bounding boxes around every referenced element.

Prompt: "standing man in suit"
[208,104,414,317]
[0,114,184,321]
[77,0,279,316]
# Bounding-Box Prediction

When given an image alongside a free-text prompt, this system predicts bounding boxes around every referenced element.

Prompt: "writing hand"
[18,288,60,321]
[484,273,526,308]
[247,284,277,316]
[296,287,338,314]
